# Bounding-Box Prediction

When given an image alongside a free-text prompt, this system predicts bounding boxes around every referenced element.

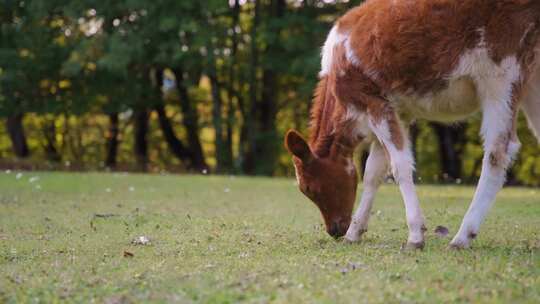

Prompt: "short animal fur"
[285,0,540,249]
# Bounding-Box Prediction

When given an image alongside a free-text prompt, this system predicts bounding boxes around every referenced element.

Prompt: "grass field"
[0,172,539,303]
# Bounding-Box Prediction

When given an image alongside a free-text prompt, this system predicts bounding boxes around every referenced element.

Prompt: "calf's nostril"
[327,221,345,239]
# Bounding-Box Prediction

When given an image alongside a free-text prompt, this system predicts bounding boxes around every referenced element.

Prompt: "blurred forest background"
[1,0,539,185]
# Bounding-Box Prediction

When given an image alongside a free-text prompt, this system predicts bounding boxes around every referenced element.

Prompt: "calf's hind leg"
[345,141,389,242]
[450,83,521,249]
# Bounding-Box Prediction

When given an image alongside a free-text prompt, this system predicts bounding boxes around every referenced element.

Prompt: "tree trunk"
[208,67,227,173]
[133,109,149,171]
[251,0,286,175]
[223,0,241,171]
[431,123,465,181]
[43,118,61,162]
[360,150,369,178]
[155,103,192,164]
[505,168,520,186]
[6,113,30,158]
[255,69,279,175]
[153,68,199,171]
[224,101,235,171]
[243,0,261,174]
[105,113,120,168]
[172,68,208,172]
[201,41,231,173]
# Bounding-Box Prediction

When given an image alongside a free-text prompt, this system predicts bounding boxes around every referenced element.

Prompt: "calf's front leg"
[345,141,389,242]
[368,109,426,249]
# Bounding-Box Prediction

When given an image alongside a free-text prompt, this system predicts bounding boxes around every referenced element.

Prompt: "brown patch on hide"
[485,1,540,63]
[385,111,405,151]
[362,97,405,151]
[336,0,540,95]
[489,152,502,168]
[309,76,336,158]
[340,0,486,95]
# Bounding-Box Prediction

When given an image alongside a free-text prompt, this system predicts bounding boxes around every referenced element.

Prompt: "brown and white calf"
[285,0,540,249]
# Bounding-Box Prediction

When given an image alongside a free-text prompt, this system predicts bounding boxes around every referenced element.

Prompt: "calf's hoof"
[449,232,476,250]
[343,228,366,243]
[448,240,470,250]
[449,237,473,250]
[402,240,425,250]
[343,237,358,244]
[343,234,362,244]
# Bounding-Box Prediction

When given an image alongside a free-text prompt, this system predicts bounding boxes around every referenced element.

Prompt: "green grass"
[0,172,539,303]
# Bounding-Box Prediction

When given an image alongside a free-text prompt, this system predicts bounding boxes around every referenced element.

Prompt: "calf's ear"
[285,130,313,163]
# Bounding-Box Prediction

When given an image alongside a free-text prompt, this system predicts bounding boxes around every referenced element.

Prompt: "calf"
[285,0,540,249]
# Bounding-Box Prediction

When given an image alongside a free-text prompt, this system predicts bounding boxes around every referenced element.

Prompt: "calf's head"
[285,130,358,238]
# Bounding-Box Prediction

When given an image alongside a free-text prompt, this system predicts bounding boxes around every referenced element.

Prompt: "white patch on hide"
[345,38,361,67]
[320,25,363,78]
[344,104,370,140]
[293,163,300,185]
[320,26,347,77]
[345,158,356,175]
[450,35,521,149]
[367,119,414,185]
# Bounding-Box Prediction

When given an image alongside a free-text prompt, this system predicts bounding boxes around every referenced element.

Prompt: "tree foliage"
[0,0,539,185]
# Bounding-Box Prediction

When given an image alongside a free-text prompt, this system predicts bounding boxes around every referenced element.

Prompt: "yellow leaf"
[59,80,71,89]
[40,79,50,89]
[86,62,97,71]
[19,49,30,58]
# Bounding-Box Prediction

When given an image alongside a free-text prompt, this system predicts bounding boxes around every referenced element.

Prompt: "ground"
[0,172,538,303]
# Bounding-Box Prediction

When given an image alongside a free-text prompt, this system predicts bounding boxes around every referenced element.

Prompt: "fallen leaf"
[434,225,449,237]
[8,274,23,284]
[123,251,134,258]
[94,213,118,218]
[104,295,131,304]
[132,236,151,245]
[339,262,363,275]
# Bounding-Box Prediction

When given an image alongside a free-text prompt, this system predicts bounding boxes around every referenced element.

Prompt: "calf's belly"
[389,77,481,123]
